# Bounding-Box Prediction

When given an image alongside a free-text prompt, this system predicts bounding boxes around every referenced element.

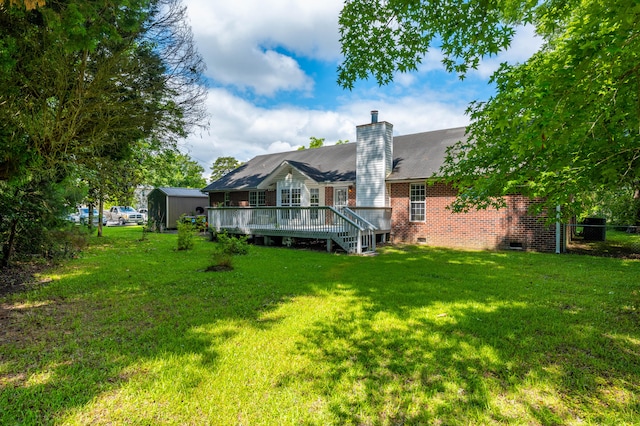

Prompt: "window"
[280,188,290,206]
[410,183,426,222]
[249,191,265,206]
[310,188,320,219]
[280,188,301,219]
[291,188,301,205]
[224,192,230,207]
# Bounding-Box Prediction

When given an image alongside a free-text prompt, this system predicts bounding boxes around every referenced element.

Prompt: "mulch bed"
[567,241,640,260]
[0,262,52,298]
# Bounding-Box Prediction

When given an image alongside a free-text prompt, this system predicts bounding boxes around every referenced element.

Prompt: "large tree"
[0,0,206,182]
[0,0,207,264]
[339,0,640,219]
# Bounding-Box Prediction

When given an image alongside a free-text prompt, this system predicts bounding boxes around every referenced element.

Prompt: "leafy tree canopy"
[5,0,45,10]
[339,0,640,219]
[298,137,325,150]
[141,147,206,188]
[210,156,243,182]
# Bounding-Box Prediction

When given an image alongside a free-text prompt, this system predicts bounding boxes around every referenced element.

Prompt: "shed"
[148,187,208,230]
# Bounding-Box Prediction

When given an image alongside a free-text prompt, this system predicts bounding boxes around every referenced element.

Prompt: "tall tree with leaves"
[210,157,242,182]
[141,147,206,188]
[0,0,207,264]
[0,0,207,182]
[339,0,640,219]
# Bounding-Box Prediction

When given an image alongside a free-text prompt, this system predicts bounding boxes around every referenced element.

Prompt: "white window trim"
[333,186,349,209]
[409,183,426,222]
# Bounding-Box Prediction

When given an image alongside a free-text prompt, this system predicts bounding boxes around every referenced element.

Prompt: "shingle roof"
[390,127,466,181]
[202,127,467,192]
[156,187,208,197]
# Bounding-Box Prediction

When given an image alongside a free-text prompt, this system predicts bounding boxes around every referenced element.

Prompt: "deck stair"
[334,208,376,254]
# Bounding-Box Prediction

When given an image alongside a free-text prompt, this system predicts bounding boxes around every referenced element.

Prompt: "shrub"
[176,217,195,251]
[44,225,90,260]
[217,232,249,255]
[208,232,249,271]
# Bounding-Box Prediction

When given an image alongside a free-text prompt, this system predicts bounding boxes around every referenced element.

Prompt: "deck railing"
[348,207,392,231]
[207,206,378,254]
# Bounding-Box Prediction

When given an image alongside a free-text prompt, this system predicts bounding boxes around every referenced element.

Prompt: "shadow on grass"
[0,230,275,423]
[287,246,640,424]
[1,235,639,424]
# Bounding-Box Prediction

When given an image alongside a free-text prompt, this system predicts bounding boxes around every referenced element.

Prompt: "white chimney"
[356,111,393,207]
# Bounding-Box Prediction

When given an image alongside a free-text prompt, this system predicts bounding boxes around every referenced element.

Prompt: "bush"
[208,232,249,270]
[179,215,207,232]
[176,218,195,251]
[44,225,91,260]
[216,232,249,255]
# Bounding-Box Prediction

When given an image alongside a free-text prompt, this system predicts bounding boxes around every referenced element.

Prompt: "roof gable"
[203,143,357,192]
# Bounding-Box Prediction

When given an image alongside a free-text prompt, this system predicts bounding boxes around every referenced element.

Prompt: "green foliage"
[338,0,520,88]
[210,232,249,269]
[45,225,91,260]
[176,217,195,251]
[216,231,249,255]
[178,214,207,232]
[298,136,325,150]
[209,156,242,182]
[139,146,206,188]
[582,186,640,225]
[0,0,207,251]
[0,176,83,267]
[339,0,640,220]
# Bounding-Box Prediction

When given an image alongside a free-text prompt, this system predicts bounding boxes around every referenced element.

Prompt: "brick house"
[202,112,563,253]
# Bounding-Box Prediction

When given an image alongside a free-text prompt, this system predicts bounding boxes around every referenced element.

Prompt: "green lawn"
[1,226,639,425]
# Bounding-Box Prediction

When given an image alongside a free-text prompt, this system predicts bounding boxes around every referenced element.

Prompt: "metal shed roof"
[155,187,208,197]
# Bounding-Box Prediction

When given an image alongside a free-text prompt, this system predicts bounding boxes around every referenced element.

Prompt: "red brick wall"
[323,186,355,207]
[390,182,557,252]
[325,187,333,207]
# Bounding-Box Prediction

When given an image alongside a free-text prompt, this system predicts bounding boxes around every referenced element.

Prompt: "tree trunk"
[98,198,104,237]
[634,188,640,226]
[88,202,95,232]
[1,218,19,269]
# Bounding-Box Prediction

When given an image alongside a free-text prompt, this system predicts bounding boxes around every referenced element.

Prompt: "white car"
[105,206,144,225]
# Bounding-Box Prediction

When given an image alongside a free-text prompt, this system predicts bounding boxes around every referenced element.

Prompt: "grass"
[1,226,639,425]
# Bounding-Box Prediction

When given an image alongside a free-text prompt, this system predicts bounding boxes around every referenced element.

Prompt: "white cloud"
[181,87,470,174]
[177,0,512,178]
[185,0,342,96]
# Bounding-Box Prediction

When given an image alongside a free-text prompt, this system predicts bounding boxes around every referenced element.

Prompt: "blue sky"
[181,0,541,177]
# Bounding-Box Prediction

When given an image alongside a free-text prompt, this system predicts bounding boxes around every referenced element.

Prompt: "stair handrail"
[341,207,377,231]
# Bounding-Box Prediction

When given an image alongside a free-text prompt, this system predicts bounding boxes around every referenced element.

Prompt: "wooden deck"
[207,206,391,254]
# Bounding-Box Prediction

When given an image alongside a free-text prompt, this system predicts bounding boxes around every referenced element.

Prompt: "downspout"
[555,205,561,254]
